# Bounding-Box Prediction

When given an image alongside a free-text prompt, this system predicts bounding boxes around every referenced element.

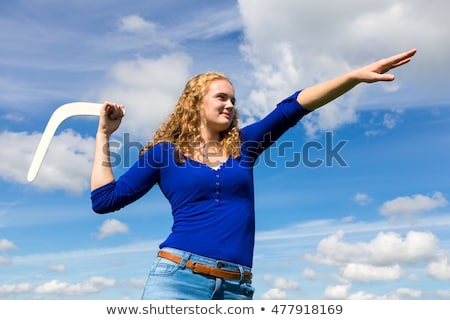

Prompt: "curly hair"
[139,72,241,162]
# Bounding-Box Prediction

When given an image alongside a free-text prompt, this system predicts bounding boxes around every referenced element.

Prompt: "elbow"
[91,203,117,214]
[92,207,109,214]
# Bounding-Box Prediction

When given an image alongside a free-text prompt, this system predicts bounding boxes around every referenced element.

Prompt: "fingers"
[386,48,417,70]
[103,101,125,120]
[367,48,416,82]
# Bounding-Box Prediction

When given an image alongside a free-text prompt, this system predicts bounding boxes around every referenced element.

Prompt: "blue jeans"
[141,247,254,300]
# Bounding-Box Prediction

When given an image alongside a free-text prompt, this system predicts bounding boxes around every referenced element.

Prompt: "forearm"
[91,132,115,191]
[297,71,360,111]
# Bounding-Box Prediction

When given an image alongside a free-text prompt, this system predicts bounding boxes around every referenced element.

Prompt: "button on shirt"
[91,91,310,267]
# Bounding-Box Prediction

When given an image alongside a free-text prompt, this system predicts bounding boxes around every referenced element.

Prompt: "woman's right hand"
[98,101,125,137]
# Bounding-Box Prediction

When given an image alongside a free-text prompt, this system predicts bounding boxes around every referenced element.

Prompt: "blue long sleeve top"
[91,91,310,267]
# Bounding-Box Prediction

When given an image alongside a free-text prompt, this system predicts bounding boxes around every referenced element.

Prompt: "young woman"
[91,49,416,300]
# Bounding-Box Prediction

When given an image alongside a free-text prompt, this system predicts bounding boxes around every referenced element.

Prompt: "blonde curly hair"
[140,72,241,162]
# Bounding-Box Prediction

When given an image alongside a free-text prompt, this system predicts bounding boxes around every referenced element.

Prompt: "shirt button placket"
[215,173,220,203]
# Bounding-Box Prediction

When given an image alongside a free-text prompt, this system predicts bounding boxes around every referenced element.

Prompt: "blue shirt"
[91,91,310,267]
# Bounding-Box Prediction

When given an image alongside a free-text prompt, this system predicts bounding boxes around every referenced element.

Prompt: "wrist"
[96,131,111,140]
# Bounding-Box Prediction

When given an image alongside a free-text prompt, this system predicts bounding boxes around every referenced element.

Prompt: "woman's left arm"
[297,49,417,111]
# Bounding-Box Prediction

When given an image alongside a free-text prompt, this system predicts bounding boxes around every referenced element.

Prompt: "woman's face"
[200,79,236,136]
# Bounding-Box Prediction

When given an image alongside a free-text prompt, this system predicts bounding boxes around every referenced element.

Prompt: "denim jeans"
[141,247,254,300]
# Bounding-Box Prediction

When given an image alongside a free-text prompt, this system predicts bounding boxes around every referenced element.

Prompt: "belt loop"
[238,265,245,283]
[179,251,191,269]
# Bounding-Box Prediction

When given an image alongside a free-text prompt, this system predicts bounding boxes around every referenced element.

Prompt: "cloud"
[119,15,157,34]
[306,230,439,267]
[273,278,300,290]
[0,276,116,299]
[127,278,146,289]
[341,263,403,282]
[34,276,116,296]
[0,238,17,251]
[380,192,448,217]
[0,238,16,264]
[302,268,323,280]
[324,284,351,299]
[0,256,11,265]
[348,288,422,300]
[383,112,402,129]
[97,219,129,239]
[0,130,95,193]
[88,276,116,287]
[261,288,287,300]
[354,193,372,206]
[0,283,33,296]
[426,253,450,280]
[436,290,450,298]
[261,277,299,299]
[48,264,65,272]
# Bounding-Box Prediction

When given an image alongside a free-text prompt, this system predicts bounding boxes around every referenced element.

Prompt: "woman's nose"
[225,99,234,109]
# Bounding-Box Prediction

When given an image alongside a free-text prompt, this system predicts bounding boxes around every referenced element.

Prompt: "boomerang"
[27,102,124,182]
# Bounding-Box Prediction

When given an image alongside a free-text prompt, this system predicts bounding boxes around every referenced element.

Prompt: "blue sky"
[0,0,449,300]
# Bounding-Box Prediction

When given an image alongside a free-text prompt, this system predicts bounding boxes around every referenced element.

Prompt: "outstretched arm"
[297,48,417,111]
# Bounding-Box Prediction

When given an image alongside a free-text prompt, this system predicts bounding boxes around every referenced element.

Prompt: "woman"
[91,48,416,299]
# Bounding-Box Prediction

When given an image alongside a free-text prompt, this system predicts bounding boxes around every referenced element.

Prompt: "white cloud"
[324,284,350,299]
[347,288,421,300]
[0,283,33,296]
[341,263,403,282]
[261,288,287,300]
[302,268,323,280]
[354,193,372,206]
[347,291,378,300]
[307,230,439,267]
[2,112,24,123]
[341,216,355,223]
[383,112,401,129]
[436,290,450,298]
[261,277,299,299]
[128,278,146,288]
[426,253,450,280]
[0,130,95,193]
[0,256,11,265]
[0,238,17,251]
[380,192,448,217]
[88,276,116,287]
[273,278,299,290]
[119,15,157,34]
[48,264,65,272]
[170,5,243,41]
[34,276,115,296]
[391,288,421,299]
[97,219,129,239]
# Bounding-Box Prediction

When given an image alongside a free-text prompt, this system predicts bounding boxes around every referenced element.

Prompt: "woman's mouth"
[221,111,231,118]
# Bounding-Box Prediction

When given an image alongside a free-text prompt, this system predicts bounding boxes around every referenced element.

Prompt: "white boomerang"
[27,102,124,182]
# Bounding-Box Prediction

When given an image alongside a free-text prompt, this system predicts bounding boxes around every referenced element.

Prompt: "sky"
[0,0,449,300]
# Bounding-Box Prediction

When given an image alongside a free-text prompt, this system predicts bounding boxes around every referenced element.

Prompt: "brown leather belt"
[158,250,252,281]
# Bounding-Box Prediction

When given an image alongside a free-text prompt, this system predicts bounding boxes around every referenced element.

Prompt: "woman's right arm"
[91,101,125,191]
